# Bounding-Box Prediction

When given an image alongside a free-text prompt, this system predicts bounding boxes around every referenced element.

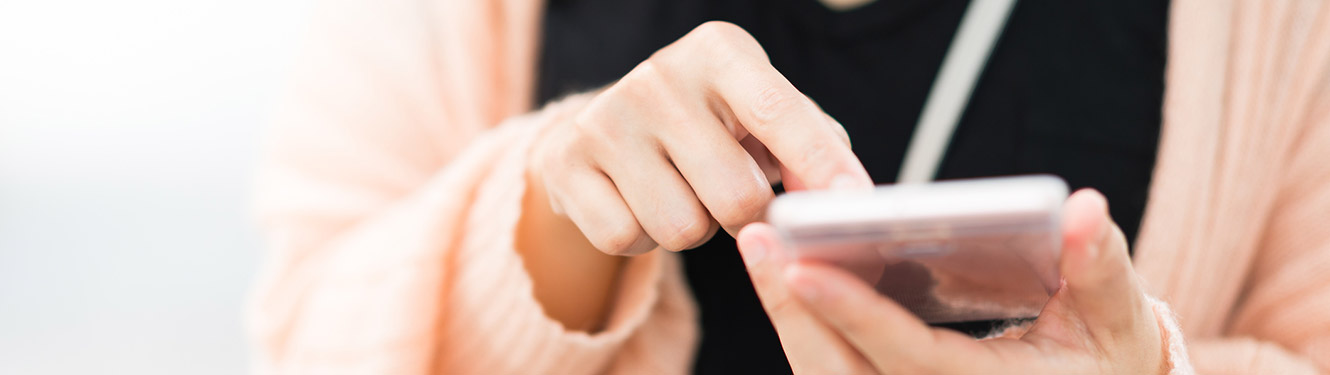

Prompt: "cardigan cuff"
[1148,294,1195,375]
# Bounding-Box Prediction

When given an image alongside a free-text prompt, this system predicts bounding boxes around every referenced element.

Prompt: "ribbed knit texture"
[1132,0,1330,372]
[249,0,1330,373]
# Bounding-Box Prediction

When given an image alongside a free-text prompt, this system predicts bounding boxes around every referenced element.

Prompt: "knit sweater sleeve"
[1187,59,1330,374]
[246,0,698,372]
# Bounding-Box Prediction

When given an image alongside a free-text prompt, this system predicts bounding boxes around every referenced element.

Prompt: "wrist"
[515,92,626,333]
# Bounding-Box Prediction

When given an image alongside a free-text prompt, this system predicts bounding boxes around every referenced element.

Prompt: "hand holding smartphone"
[767,175,1068,323]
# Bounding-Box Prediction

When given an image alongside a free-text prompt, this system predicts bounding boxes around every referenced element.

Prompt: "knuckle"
[692,21,747,43]
[597,222,650,256]
[698,221,721,248]
[572,104,605,135]
[533,146,584,188]
[622,59,672,95]
[536,117,589,169]
[605,61,680,115]
[659,216,711,252]
[572,102,627,148]
[529,141,558,172]
[715,184,771,227]
[602,60,704,139]
[748,86,807,126]
[550,131,584,161]
[686,21,765,59]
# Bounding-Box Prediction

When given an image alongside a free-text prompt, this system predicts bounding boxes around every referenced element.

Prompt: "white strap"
[896,0,1019,184]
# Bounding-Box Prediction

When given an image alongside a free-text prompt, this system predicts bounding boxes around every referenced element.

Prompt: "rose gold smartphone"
[767,175,1068,323]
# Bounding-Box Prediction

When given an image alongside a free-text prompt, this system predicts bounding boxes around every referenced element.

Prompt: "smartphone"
[767,175,1068,323]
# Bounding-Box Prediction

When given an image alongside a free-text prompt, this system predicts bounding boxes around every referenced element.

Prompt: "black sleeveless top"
[535,0,1169,373]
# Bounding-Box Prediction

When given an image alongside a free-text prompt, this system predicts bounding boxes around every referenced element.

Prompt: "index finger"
[709,58,873,191]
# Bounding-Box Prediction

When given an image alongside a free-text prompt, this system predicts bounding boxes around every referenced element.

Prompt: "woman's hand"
[517,20,870,331]
[737,189,1169,374]
[527,21,873,256]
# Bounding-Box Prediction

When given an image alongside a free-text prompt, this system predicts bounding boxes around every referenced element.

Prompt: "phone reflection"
[788,229,1060,324]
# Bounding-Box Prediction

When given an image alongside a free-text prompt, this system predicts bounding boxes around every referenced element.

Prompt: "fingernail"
[742,239,768,266]
[830,174,871,191]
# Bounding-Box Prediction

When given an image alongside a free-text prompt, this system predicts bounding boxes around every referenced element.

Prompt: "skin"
[736,189,1168,374]
[517,21,872,331]
[514,8,1167,372]
[820,0,879,11]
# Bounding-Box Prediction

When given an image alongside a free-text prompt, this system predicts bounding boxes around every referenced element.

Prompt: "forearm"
[514,92,628,333]
[516,166,626,332]
[254,108,684,372]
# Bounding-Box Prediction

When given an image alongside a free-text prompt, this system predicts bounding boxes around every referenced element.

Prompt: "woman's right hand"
[529,21,873,256]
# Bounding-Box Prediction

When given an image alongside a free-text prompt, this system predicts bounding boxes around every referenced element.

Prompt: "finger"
[696,29,871,191]
[715,76,870,190]
[778,163,807,192]
[685,218,721,249]
[736,223,876,374]
[783,261,992,373]
[805,96,853,149]
[740,135,782,185]
[737,113,851,191]
[825,113,852,148]
[1058,189,1152,339]
[658,114,773,236]
[557,168,657,256]
[598,145,714,252]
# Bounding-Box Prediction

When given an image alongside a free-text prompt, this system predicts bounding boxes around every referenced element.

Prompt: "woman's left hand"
[737,189,1168,374]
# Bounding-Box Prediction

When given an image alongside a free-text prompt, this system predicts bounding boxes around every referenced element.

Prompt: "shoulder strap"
[897,0,1019,183]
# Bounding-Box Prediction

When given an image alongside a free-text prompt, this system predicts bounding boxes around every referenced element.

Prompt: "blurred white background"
[1,0,313,373]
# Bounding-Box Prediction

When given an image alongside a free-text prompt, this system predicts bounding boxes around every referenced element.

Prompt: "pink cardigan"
[248,0,1330,373]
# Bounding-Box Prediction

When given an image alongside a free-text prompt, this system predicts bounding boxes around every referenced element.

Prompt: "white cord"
[897,0,1019,184]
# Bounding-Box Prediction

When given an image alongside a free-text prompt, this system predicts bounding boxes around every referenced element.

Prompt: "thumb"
[735,223,876,374]
[1058,189,1148,336]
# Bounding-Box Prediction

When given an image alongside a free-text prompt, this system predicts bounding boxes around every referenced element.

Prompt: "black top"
[536,0,1169,373]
